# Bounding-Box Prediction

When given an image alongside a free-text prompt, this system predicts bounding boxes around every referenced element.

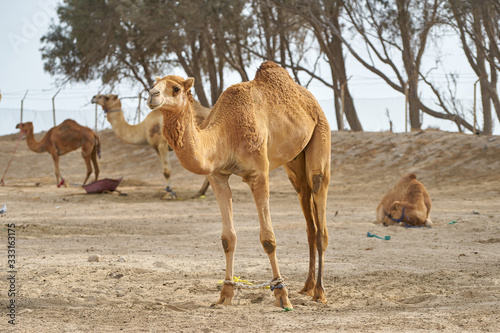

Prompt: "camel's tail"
[94,135,101,159]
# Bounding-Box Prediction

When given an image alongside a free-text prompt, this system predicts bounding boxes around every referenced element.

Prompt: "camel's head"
[91,94,121,112]
[16,122,33,133]
[383,201,406,226]
[384,201,431,227]
[147,75,194,112]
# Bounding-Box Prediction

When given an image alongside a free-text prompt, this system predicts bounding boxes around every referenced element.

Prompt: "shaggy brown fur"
[16,120,100,187]
[91,94,211,199]
[148,61,331,309]
[376,173,433,227]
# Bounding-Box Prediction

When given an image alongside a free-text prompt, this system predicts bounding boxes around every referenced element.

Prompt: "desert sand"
[0,128,499,332]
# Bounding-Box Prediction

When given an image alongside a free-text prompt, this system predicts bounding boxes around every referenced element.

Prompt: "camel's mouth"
[91,96,98,104]
[147,97,164,110]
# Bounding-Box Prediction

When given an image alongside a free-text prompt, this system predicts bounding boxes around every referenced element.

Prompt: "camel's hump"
[254,61,294,84]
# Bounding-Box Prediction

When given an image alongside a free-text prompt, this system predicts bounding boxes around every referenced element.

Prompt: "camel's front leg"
[246,172,293,309]
[51,153,65,187]
[208,173,236,305]
[157,143,176,199]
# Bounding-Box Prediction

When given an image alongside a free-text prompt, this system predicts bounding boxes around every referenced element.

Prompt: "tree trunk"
[332,82,343,130]
[200,32,219,106]
[328,1,362,131]
[343,86,363,131]
[490,60,500,125]
[408,78,422,129]
[175,50,210,108]
[480,83,493,135]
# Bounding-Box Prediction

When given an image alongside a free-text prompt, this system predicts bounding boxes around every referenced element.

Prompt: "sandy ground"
[0,128,499,332]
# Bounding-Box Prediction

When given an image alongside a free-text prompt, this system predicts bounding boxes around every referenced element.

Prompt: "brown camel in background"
[148,61,331,309]
[91,94,211,199]
[376,173,433,227]
[16,120,100,187]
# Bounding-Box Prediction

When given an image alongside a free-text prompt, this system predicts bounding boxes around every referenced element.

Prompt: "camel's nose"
[149,89,160,97]
[147,89,160,108]
[91,96,97,103]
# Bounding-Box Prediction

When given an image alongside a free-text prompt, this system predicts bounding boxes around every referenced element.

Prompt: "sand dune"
[0,129,499,332]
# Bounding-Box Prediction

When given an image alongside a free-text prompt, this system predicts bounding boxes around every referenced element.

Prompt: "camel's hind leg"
[283,152,316,297]
[208,173,236,306]
[286,122,330,303]
[81,147,93,186]
[191,177,211,199]
[91,142,99,183]
[245,171,292,309]
[305,122,331,303]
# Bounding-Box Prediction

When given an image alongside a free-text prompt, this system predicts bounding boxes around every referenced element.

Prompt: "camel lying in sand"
[376,173,432,227]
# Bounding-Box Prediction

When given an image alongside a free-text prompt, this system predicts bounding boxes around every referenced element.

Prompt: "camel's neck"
[25,130,46,153]
[161,104,217,175]
[106,111,148,145]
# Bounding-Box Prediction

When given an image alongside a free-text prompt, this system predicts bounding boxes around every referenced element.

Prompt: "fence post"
[473,79,479,134]
[95,100,98,133]
[20,90,29,123]
[137,90,143,124]
[52,88,61,126]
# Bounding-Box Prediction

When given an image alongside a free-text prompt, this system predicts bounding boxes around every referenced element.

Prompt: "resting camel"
[16,120,100,187]
[148,61,331,309]
[376,173,433,227]
[91,94,211,199]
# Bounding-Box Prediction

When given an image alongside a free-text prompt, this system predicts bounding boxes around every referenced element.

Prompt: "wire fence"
[1,96,486,137]
[0,86,496,136]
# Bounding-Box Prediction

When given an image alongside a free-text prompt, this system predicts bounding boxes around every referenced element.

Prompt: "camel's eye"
[105,96,109,101]
[173,86,180,93]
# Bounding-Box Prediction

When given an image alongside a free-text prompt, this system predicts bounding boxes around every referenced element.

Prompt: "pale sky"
[1,0,495,136]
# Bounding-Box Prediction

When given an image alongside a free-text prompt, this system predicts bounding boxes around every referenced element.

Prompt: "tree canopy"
[41,0,500,133]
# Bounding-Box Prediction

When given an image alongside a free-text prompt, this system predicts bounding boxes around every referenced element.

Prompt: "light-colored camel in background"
[91,94,210,199]
[16,120,100,187]
[376,173,433,227]
[148,61,331,309]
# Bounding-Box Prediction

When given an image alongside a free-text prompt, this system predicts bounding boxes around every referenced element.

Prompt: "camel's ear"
[392,201,401,211]
[155,76,162,82]
[184,77,195,92]
[112,94,118,100]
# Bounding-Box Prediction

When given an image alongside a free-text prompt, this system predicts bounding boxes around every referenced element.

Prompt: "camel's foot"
[162,186,178,200]
[191,191,206,199]
[211,284,234,306]
[57,179,66,188]
[161,192,177,200]
[312,287,327,304]
[273,286,293,309]
[299,278,316,297]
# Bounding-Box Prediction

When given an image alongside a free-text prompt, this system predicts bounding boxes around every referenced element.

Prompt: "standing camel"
[148,61,331,309]
[91,94,210,199]
[16,120,100,187]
